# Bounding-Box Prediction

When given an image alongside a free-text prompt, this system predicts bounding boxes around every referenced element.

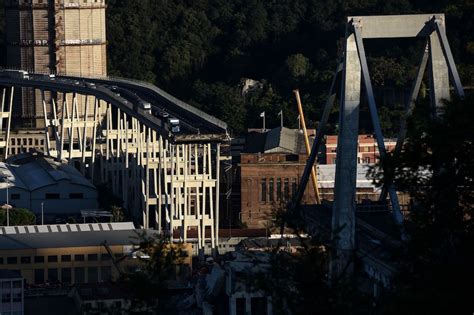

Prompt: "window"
[291,178,297,197]
[45,193,60,199]
[61,268,71,284]
[34,269,44,284]
[236,297,246,315]
[100,254,111,261]
[12,292,21,303]
[268,179,274,202]
[61,255,71,262]
[47,255,58,263]
[87,254,98,261]
[84,302,92,311]
[74,254,85,262]
[7,257,17,264]
[251,297,267,315]
[48,269,58,282]
[284,178,290,201]
[74,267,85,284]
[260,178,267,203]
[277,178,282,201]
[12,281,21,289]
[100,266,112,281]
[0,257,3,265]
[2,281,10,289]
[69,193,83,199]
[2,293,10,303]
[21,256,31,264]
[114,301,122,308]
[285,154,298,162]
[34,256,44,263]
[88,267,98,283]
[10,194,20,200]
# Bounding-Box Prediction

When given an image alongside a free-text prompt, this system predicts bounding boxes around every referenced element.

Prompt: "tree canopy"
[0,208,36,226]
[1,1,472,134]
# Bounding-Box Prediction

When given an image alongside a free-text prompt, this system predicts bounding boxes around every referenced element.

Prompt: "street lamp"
[1,177,12,226]
[1,204,12,226]
[41,202,44,225]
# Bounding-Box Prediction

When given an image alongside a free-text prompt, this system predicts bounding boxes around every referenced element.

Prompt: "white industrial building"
[0,152,98,223]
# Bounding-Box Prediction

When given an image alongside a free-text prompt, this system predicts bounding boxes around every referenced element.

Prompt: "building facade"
[239,128,407,229]
[0,270,24,315]
[324,135,396,164]
[0,222,144,286]
[5,0,107,127]
[239,127,318,229]
[0,152,98,222]
[240,152,317,228]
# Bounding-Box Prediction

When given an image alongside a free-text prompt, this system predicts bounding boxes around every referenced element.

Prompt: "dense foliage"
[0,1,472,135]
[0,208,36,226]
[374,95,474,314]
[104,0,473,135]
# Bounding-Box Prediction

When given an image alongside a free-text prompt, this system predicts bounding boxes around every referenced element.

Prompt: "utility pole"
[1,178,12,226]
[6,182,8,226]
[260,112,266,131]
[41,202,44,225]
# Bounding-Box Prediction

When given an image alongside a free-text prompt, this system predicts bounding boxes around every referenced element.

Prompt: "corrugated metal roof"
[0,222,153,250]
[317,164,377,189]
[1,153,95,191]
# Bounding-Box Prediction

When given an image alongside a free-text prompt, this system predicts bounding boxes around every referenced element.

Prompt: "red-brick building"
[324,135,397,164]
[238,128,399,229]
[239,127,317,228]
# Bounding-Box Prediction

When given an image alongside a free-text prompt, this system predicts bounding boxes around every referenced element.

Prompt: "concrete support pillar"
[429,30,450,116]
[331,28,360,278]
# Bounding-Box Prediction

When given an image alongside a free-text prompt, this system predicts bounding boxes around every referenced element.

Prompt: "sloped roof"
[2,153,95,191]
[244,127,309,154]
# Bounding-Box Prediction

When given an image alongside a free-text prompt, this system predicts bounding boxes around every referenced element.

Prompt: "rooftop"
[0,152,95,191]
[244,127,312,154]
[0,222,156,250]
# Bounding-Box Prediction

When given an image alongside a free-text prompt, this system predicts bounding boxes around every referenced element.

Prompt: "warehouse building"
[0,152,98,222]
[0,222,145,285]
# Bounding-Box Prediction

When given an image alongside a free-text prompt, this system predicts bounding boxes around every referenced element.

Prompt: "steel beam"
[352,22,403,226]
[348,14,443,39]
[380,43,429,201]
[292,56,343,209]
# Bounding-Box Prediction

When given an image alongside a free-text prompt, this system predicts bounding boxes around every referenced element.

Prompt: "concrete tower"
[5,0,107,127]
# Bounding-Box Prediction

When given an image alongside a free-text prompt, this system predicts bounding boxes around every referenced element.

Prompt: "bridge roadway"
[301,204,400,288]
[56,74,228,137]
[0,71,228,142]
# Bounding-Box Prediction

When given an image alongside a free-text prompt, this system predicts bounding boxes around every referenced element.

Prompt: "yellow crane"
[293,89,321,204]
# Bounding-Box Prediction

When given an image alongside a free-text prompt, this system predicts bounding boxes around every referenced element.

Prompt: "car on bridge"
[168,118,180,133]
[115,86,151,114]
[1,70,29,80]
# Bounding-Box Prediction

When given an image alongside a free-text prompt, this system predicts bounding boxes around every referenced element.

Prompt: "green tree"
[125,232,188,312]
[286,53,311,78]
[372,95,474,314]
[0,208,36,226]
